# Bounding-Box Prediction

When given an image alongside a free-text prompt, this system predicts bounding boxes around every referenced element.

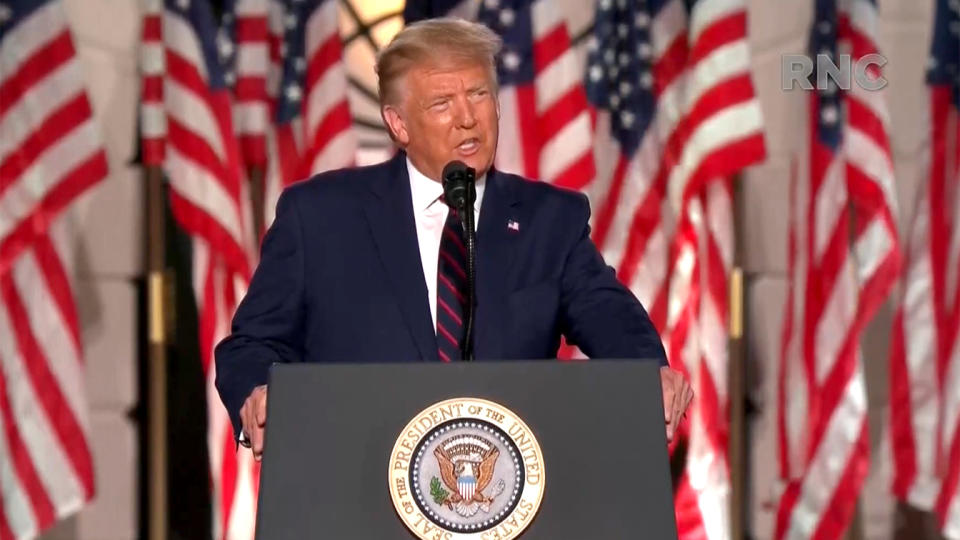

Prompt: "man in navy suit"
[216,18,692,460]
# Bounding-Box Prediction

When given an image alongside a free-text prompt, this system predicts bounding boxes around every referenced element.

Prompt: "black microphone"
[441,161,477,361]
[441,161,476,211]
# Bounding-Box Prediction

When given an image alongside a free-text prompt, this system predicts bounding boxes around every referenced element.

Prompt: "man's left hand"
[660,366,693,443]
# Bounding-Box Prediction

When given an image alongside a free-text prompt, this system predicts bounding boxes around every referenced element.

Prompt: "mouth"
[456,137,481,156]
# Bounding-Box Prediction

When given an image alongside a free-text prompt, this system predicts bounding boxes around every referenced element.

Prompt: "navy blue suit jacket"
[215,153,666,439]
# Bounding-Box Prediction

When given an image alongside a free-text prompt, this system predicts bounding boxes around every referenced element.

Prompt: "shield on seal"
[458,475,476,501]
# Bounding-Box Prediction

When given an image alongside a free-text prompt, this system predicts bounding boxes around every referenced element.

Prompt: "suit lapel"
[362,153,438,361]
[474,168,520,360]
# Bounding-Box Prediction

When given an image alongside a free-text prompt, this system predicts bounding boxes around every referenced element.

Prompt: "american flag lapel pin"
[507,219,520,232]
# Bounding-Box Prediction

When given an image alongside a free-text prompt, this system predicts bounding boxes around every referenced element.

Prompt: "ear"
[381,105,410,146]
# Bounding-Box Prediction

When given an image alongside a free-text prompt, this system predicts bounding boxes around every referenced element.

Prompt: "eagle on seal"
[434,445,500,508]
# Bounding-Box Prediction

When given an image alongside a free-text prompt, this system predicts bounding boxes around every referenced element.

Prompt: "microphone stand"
[441,160,477,362]
[459,190,477,362]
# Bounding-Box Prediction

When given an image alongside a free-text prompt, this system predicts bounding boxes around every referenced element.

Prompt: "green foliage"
[430,477,449,505]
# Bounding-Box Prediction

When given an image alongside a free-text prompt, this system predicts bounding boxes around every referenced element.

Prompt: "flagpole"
[846,200,864,540]
[145,164,168,540]
[248,165,265,240]
[729,174,747,540]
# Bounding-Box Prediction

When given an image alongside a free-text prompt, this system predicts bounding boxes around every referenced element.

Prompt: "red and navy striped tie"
[436,206,467,362]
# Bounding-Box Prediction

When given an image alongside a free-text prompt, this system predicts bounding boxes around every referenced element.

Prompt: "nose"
[455,96,477,129]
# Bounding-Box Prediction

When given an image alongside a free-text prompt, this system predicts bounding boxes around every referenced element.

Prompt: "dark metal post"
[145,165,168,540]
[729,176,747,539]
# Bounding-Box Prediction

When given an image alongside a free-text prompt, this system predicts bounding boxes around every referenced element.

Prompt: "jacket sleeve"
[558,193,667,365]
[215,189,306,441]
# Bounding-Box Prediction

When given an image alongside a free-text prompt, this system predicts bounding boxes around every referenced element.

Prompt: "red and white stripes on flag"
[0,0,108,537]
[490,0,596,192]
[667,179,736,539]
[139,0,260,538]
[140,0,165,166]
[585,0,763,535]
[260,0,285,226]
[776,1,901,538]
[589,0,764,334]
[140,0,351,537]
[194,246,258,540]
[659,1,763,537]
[888,93,960,536]
[231,0,271,168]
[888,2,960,531]
[262,0,354,228]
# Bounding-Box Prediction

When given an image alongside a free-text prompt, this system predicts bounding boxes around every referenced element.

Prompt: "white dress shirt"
[407,157,485,331]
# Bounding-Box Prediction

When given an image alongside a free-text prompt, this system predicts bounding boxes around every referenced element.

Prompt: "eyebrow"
[423,94,453,106]
[421,83,489,105]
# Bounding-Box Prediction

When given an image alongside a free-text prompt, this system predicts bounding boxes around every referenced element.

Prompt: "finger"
[241,389,260,431]
[669,381,685,438]
[675,383,690,421]
[683,384,695,412]
[252,426,264,460]
[662,371,674,423]
[672,397,683,433]
[670,375,682,425]
[664,392,673,422]
[240,402,253,440]
[256,392,268,427]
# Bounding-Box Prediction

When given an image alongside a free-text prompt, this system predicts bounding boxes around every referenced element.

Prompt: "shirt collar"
[406,156,486,215]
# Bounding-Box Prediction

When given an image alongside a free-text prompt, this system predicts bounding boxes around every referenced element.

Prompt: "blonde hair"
[376,18,503,105]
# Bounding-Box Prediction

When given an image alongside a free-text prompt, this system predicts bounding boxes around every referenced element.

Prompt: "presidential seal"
[388,398,545,540]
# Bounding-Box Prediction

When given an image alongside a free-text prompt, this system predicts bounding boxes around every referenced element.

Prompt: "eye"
[430,99,450,111]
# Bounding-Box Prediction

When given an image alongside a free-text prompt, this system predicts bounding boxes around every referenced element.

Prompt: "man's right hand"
[240,385,268,460]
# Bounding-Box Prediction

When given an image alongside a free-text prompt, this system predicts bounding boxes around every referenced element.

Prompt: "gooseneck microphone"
[441,160,477,361]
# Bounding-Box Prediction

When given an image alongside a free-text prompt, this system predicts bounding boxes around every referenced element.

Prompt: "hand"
[660,367,693,444]
[240,385,269,460]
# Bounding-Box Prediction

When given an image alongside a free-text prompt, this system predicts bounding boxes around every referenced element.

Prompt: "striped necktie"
[436,205,467,362]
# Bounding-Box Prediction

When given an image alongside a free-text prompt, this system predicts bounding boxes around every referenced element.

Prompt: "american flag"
[889,0,960,536]
[0,0,107,537]
[140,0,259,538]
[586,0,764,332]
[586,0,763,537]
[262,0,354,228]
[141,0,351,537]
[476,0,595,191]
[140,0,165,165]
[221,0,271,168]
[776,0,901,538]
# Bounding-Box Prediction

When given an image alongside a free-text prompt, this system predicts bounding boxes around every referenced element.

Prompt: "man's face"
[382,62,499,181]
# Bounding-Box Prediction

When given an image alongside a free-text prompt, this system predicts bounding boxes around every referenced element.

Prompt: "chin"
[462,153,493,176]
